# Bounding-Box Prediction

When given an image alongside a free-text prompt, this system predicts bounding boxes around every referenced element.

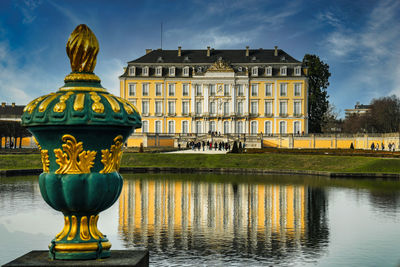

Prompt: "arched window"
[279,121,286,134]
[251,121,258,135]
[264,121,272,135]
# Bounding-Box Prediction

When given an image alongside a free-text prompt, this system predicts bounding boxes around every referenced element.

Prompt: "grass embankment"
[1,152,400,173]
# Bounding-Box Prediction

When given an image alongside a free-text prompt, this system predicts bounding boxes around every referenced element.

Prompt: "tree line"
[0,121,31,149]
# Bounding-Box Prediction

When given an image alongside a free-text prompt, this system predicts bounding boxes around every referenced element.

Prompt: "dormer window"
[157,57,163,63]
[265,66,272,76]
[155,66,162,76]
[169,66,175,77]
[294,66,301,76]
[183,66,189,77]
[142,66,149,76]
[280,66,287,76]
[238,66,243,72]
[128,66,135,76]
[252,66,258,76]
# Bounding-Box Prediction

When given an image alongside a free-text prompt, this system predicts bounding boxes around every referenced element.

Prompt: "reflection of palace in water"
[118,177,329,256]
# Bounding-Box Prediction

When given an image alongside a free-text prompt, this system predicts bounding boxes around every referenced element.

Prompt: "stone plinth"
[2,250,149,267]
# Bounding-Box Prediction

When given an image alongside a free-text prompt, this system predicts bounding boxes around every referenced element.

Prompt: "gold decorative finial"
[66,24,99,73]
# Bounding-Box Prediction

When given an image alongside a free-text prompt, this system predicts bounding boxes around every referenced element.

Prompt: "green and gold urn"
[21,25,141,260]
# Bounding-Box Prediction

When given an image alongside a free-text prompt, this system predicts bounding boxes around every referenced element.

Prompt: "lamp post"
[21,24,141,260]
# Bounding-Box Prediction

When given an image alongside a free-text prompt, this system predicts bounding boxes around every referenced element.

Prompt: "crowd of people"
[185,140,245,152]
[370,142,397,151]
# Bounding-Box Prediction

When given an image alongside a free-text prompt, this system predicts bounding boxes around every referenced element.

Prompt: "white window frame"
[237,84,244,96]
[155,120,162,134]
[142,120,149,133]
[155,66,162,76]
[223,102,229,115]
[182,101,189,115]
[195,101,202,115]
[155,101,163,115]
[250,121,258,135]
[279,101,287,116]
[168,120,175,134]
[169,66,175,77]
[265,83,272,96]
[294,101,301,116]
[195,84,202,96]
[251,84,258,96]
[294,83,302,97]
[223,121,230,134]
[182,120,189,134]
[129,100,137,108]
[237,121,244,134]
[168,83,175,96]
[209,121,216,132]
[264,121,272,135]
[155,83,162,96]
[237,102,243,115]
[252,66,258,76]
[209,101,216,115]
[128,66,136,76]
[196,121,202,134]
[209,84,216,96]
[182,83,189,96]
[280,66,287,76]
[142,83,149,96]
[142,66,149,76]
[250,101,258,115]
[279,121,287,134]
[224,84,230,96]
[264,101,273,116]
[294,66,301,76]
[142,100,149,115]
[293,121,301,134]
[280,83,287,97]
[168,101,175,115]
[183,66,189,77]
[265,66,272,76]
[128,83,136,96]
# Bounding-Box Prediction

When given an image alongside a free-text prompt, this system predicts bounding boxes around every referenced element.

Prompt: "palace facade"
[120,46,308,135]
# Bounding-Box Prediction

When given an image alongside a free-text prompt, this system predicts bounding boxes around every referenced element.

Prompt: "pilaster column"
[244,83,249,115]
[191,84,195,115]
[204,84,208,114]
[231,84,236,114]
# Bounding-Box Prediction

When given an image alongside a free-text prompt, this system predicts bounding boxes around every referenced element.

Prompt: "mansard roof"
[129,49,301,65]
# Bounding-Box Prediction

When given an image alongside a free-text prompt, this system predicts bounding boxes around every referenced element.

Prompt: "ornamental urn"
[21,24,141,260]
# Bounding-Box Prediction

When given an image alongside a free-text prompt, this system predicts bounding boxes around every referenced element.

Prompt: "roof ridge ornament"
[207,57,234,72]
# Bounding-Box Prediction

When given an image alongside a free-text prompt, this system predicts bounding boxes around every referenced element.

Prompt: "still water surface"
[0,174,400,266]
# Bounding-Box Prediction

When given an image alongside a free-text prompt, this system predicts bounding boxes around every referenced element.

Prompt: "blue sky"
[1,0,399,117]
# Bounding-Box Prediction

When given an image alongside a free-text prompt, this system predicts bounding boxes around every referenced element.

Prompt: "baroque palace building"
[120,46,308,136]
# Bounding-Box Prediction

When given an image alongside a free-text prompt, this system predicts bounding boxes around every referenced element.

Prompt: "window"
[237,102,243,115]
[237,84,244,96]
[195,101,202,115]
[279,121,286,134]
[156,66,162,76]
[209,84,216,96]
[168,101,175,115]
[280,83,287,96]
[224,84,230,96]
[128,83,136,96]
[155,101,162,115]
[294,121,301,134]
[280,66,287,76]
[265,83,272,96]
[251,101,258,115]
[294,101,301,116]
[265,121,272,134]
[183,66,189,76]
[169,66,175,76]
[182,101,189,115]
[252,67,258,76]
[182,84,189,96]
[294,66,301,76]
[142,101,149,115]
[155,83,162,96]
[209,101,216,114]
[196,121,202,133]
[155,121,162,133]
[279,101,287,116]
[128,66,135,76]
[182,121,189,134]
[251,84,258,96]
[129,100,137,107]
[224,121,229,134]
[142,83,149,96]
[168,121,175,134]
[142,66,149,76]
[265,101,273,116]
[142,121,148,133]
[237,121,243,134]
[251,121,257,135]
[265,66,272,76]
[294,83,301,96]
[223,102,229,115]
[209,121,216,132]
[195,84,202,96]
[168,83,175,96]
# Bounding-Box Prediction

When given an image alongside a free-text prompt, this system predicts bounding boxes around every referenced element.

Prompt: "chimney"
[1,102,5,107]
[246,46,249,57]
[178,46,181,57]
[145,49,152,54]
[207,46,210,57]
[12,102,15,107]
[274,46,278,56]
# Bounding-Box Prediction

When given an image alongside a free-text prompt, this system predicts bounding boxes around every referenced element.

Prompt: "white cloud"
[325,32,357,57]
[15,0,42,24]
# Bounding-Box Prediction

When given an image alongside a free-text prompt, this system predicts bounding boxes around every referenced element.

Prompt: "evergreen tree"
[303,54,331,133]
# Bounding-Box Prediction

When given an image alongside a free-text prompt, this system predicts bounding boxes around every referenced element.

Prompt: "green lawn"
[1,152,400,173]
